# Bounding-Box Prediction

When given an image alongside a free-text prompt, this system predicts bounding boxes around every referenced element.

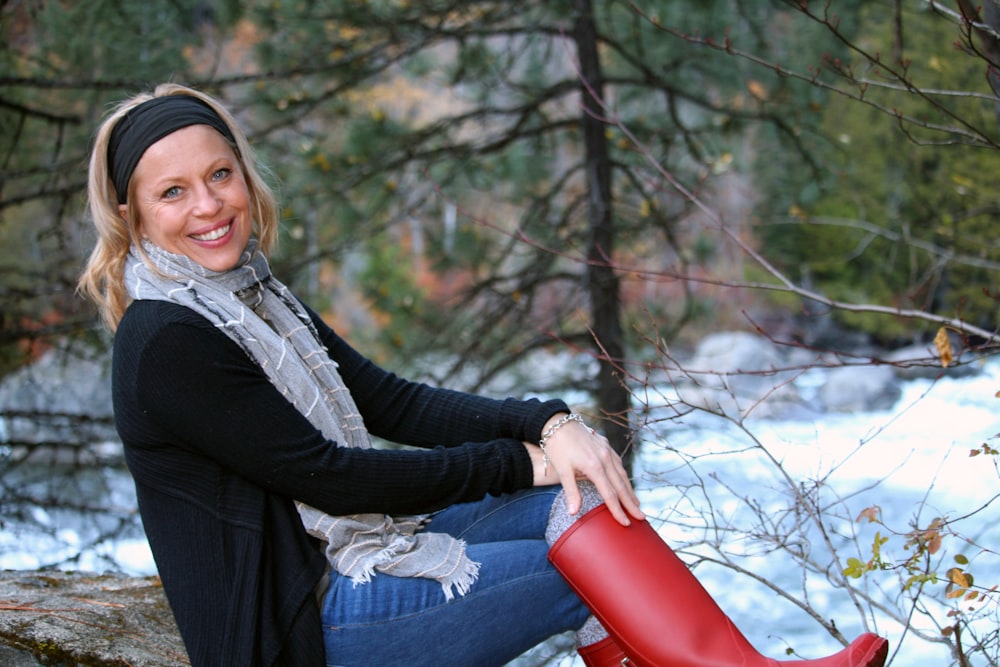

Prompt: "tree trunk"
[572,0,634,472]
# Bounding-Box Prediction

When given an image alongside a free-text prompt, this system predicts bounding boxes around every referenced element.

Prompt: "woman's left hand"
[527,414,644,526]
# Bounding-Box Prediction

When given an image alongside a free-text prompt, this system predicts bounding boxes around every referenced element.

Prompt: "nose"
[193,182,223,217]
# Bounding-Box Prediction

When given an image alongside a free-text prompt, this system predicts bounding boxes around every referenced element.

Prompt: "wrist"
[528,399,572,442]
[538,413,587,474]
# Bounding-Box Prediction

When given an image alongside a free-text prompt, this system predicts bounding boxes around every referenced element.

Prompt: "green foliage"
[0,0,246,373]
[358,235,426,351]
[754,3,1000,340]
[3,0,997,365]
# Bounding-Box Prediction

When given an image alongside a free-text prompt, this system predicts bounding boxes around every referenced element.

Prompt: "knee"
[545,482,603,546]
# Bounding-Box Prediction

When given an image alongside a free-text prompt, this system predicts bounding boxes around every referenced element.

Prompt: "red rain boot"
[578,635,630,666]
[549,504,888,667]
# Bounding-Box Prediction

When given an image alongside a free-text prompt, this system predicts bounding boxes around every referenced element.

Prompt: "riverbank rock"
[0,570,187,666]
[819,365,901,413]
[671,331,803,418]
[0,343,118,459]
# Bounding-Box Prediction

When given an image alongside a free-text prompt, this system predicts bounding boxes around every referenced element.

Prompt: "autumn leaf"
[856,506,882,523]
[934,327,953,368]
[947,567,971,588]
[946,567,973,599]
[747,79,768,101]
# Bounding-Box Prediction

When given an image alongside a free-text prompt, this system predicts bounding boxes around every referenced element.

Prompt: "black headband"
[108,94,237,204]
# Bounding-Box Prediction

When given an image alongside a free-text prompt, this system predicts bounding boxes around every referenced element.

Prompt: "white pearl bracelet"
[538,413,587,474]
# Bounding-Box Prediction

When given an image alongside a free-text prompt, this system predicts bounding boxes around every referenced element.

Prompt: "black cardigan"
[112,299,568,666]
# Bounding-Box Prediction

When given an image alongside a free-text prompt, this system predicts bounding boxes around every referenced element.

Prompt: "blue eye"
[163,185,182,199]
[212,168,231,181]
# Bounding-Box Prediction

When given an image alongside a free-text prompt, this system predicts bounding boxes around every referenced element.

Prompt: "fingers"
[547,425,644,527]
[584,458,642,526]
[605,453,644,521]
[560,477,583,515]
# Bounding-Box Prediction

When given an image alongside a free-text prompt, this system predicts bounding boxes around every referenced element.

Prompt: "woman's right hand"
[523,417,643,526]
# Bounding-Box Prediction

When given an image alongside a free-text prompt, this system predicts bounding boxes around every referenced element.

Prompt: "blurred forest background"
[2,0,1000,664]
[2,0,999,442]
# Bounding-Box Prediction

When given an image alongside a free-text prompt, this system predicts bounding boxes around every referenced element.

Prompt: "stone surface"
[0,570,188,666]
[819,364,901,413]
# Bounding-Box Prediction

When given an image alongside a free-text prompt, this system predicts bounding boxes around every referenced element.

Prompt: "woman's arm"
[307,306,568,448]
[306,311,643,525]
[308,308,643,525]
[117,302,534,517]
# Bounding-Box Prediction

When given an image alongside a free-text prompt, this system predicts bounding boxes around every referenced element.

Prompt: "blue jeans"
[321,486,591,667]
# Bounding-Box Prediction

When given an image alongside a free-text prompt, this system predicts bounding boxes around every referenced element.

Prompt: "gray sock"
[544,481,605,546]
[545,482,609,647]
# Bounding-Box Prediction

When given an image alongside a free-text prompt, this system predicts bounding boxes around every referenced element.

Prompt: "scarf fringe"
[440,555,481,602]
[343,536,481,601]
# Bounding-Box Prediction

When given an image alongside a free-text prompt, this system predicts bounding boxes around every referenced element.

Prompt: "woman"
[79,84,888,667]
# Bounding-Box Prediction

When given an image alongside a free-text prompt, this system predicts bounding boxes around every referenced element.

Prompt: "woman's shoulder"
[119,299,215,333]
[113,299,254,385]
[115,300,227,359]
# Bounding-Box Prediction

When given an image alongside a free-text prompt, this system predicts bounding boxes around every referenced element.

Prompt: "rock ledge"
[0,570,187,666]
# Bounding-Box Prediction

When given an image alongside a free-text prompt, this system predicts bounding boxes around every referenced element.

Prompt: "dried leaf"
[856,506,881,523]
[747,79,768,100]
[934,327,953,368]
[948,568,971,588]
[928,532,943,555]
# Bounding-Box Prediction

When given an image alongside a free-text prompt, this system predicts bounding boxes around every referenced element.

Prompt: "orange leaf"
[856,506,881,523]
[948,568,971,587]
[928,532,943,554]
[934,327,953,368]
[747,79,768,101]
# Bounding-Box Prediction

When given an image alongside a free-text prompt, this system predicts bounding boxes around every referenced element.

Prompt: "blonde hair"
[78,83,280,331]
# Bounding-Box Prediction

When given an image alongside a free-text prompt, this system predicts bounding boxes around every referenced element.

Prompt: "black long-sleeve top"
[112,299,568,667]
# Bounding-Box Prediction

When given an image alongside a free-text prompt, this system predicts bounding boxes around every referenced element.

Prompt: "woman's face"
[122,124,252,272]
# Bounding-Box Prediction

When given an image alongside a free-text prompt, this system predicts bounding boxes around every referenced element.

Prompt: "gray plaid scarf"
[124,239,479,600]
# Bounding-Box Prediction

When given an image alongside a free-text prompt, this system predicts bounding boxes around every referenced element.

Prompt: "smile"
[191,223,231,242]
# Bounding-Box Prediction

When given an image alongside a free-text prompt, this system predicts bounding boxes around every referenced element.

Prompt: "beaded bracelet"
[538,413,587,474]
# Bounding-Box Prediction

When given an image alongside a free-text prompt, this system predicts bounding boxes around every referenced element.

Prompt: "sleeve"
[126,311,553,517]
[305,306,570,449]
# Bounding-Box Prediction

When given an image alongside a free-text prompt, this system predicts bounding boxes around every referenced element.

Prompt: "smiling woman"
[75,85,644,667]
[79,86,281,332]
[125,125,251,273]
[74,84,885,667]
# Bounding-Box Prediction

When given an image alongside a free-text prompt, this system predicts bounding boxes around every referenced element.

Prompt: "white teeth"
[192,224,231,241]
